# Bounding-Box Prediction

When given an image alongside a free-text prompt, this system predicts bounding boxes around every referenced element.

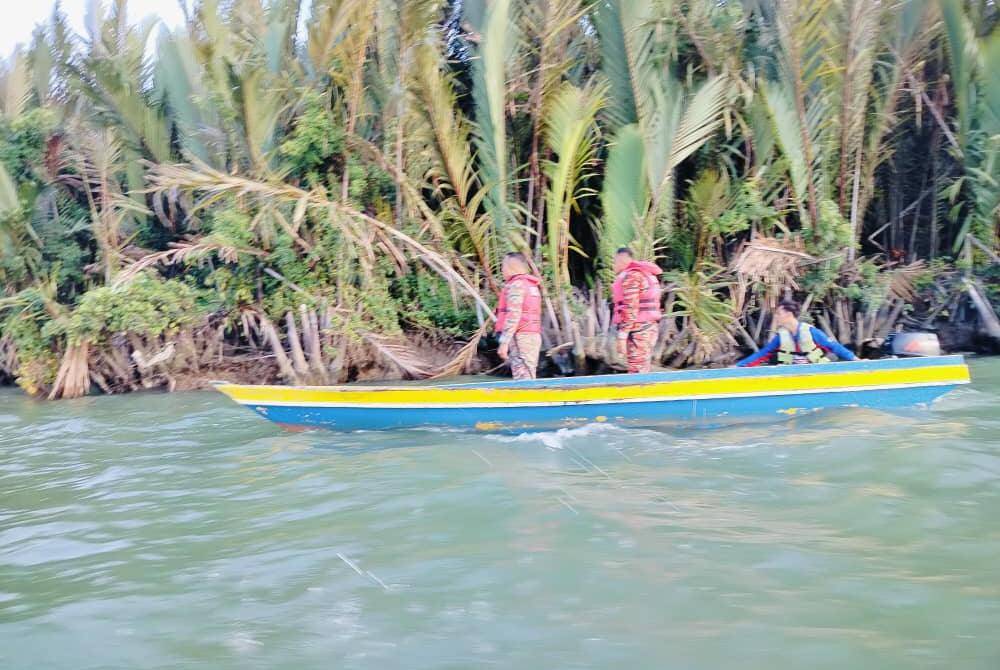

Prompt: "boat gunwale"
[212,355,969,394]
[213,359,970,415]
[232,379,965,410]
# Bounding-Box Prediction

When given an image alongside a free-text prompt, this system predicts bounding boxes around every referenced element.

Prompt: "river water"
[1,360,998,669]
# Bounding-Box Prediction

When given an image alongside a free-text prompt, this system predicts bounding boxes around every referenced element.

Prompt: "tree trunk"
[260,315,298,383]
[929,127,941,259]
[285,312,310,379]
[966,281,1000,341]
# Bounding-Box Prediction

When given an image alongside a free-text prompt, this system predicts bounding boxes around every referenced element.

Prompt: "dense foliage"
[0,0,997,396]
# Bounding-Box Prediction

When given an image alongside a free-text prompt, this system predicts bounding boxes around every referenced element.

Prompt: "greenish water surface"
[1,360,998,669]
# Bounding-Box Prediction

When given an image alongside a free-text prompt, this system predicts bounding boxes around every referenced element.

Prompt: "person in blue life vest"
[737,299,858,367]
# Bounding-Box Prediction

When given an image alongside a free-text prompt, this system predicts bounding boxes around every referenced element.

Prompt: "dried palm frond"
[113,236,266,286]
[430,322,489,380]
[145,162,495,319]
[362,333,436,380]
[131,342,176,371]
[730,235,814,290]
[886,260,925,302]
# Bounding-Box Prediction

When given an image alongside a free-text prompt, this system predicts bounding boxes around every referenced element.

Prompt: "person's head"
[501,252,531,280]
[775,299,801,330]
[613,247,634,274]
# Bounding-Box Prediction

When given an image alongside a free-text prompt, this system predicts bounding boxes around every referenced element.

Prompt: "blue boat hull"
[216,356,971,433]
[248,384,956,432]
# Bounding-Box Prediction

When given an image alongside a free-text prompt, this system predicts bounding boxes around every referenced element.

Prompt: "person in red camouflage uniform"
[495,253,543,380]
[611,247,663,373]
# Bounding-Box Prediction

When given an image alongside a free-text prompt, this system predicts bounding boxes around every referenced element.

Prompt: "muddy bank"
[0,326,490,398]
[3,273,998,399]
[3,318,996,400]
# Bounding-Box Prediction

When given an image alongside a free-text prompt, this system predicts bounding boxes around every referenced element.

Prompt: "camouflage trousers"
[509,332,542,380]
[625,323,658,374]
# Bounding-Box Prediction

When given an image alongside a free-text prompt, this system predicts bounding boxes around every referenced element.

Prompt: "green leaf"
[598,123,647,274]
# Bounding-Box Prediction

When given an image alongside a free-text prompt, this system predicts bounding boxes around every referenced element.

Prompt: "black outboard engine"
[882,332,942,357]
[545,342,577,376]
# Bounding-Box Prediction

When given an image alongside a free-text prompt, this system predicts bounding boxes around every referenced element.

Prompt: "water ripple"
[1,360,999,669]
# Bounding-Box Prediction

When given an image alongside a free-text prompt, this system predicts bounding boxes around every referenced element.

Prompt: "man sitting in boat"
[495,252,543,380]
[612,247,663,373]
[737,299,857,367]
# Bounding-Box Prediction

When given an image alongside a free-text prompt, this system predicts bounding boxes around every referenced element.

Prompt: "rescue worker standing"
[495,252,543,380]
[611,247,663,374]
[737,299,857,367]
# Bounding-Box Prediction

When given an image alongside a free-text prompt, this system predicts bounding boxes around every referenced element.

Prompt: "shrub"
[59,277,209,345]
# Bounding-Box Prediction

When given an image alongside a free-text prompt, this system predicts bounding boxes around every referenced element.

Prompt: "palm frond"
[113,236,267,287]
[430,322,490,379]
[940,0,978,147]
[827,0,879,210]
[592,0,638,128]
[730,235,814,292]
[767,0,834,223]
[644,74,729,247]
[471,0,522,249]
[940,0,1000,254]
[665,268,738,364]
[306,0,362,78]
[410,35,497,278]
[761,78,812,222]
[362,332,436,379]
[544,79,607,286]
[853,0,932,227]
[28,24,55,104]
[145,162,496,318]
[598,123,647,273]
[156,31,212,162]
[668,76,729,169]
[0,161,21,215]
[0,48,31,120]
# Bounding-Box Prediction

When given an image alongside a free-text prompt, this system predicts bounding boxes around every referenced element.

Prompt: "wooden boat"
[214,355,970,432]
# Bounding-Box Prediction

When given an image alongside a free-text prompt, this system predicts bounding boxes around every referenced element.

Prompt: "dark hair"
[777,299,801,318]
[503,252,528,264]
[615,247,633,257]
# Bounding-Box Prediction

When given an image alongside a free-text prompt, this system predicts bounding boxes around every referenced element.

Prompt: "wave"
[484,421,649,450]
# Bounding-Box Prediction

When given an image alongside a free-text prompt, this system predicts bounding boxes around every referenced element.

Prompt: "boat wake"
[485,422,642,450]
[931,384,996,411]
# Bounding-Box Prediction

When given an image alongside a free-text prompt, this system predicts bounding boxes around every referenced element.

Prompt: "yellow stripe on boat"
[216,364,970,408]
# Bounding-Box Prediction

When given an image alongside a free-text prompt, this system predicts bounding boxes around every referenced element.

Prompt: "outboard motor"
[545,342,577,376]
[882,332,942,357]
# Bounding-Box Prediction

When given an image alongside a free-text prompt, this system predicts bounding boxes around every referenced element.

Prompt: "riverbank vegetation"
[0,0,997,398]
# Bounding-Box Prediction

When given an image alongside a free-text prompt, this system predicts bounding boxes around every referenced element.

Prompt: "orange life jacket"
[612,261,663,325]
[495,274,543,334]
